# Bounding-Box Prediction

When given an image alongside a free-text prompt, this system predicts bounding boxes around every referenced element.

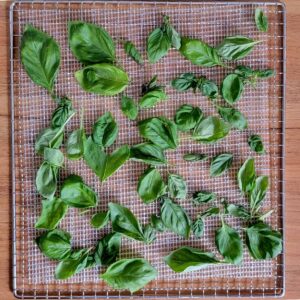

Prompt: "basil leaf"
[183,153,208,162]
[238,158,256,194]
[130,143,167,166]
[217,106,248,130]
[36,229,71,261]
[35,127,64,155]
[121,95,138,120]
[161,198,191,239]
[123,40,144,65]
[215,223,243,264]
[137,167,166,204]
[68,21,115,64]
[180,37,223,67]
[108,202,145,242]
[199,77,219,99]
[163,15,181,49]
[67,128,86,160]
[167,174,187,200]
[21,24,60,92]
[143,224,157,244]
[44,147,64,167]
[248,134,265,154]
[85,255,96,269]
[246,222,282,259]
[174,105,203,132]
[35,198,68,230]
[55,248,90,280]
[250,176,269,212]
[139,90,168,109]
[91,211,110,229]
[138,116,178,150]
[255,8,268,32]
[92,112,118,148]
[192,217,204,238]
[193,116,230,143]
[147,28,170,63]
[36,162,58,199]
[150,214,166,232]
[101,258,157,293]
[61,174,98,208]
[171,73,198,92]
[200,207,220,218]
[222,74,244,105]
[210,153,233,177]
[224,203,251,220]
[234,65,275,85]
[193,191,216,205]
[51,97,74,129]
[164,246,220,273]
[217,36,260,60]
[255,69,275,78]
[94,232,121,266]
[75,63,129,96]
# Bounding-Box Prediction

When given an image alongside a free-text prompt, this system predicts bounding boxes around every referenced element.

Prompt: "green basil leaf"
[108,202,145,242]
[199,77,219,99]
[150,214,166,232]
[138,116,178,150]
[67,128,86,160]
[238,157,256,194]
[123,40,144,65]
[94,232,121,266]
[250,176,269,212]
[137,167,166,204]
[61,174,98,208]
[246,222,282,259]
[44,147,64,167]
[255,8,268,32]
[174,105,203,132]
[75,63,129,96]
[215,223,243,264]
[36,162,58,199]
[180,37,223,67]
[35,127,64,155]
[91,211,110,229]
[183,153,208,162]
[171,73,198,92]
[130,143,167,166]
[200,207,220,218]
[167,174,187,200]
[36,229,71,261]
[85,255,97,269]
[55,248,90,280]
[21,24,60,92]
[217,36,260,60]
[248,134,265,154]
[224,203,251,220]
[121,95,138,120]
[192,191,216,205]
[161,198,191,239]
[217,106,248,130]
[164,246,220,273]
[51,97,74,129]
[221,74,244,105]
[163,15,181,50]
[101,258,157,293]
[92,112,118,148]
[234,65,255,79]
[192,116,230,143]
[255,69,275,78]
[210,153,233,177]
[139,90,168,109]
[143,224,157,244]
[68,21,115,64]
[35,197,68,230]
[192,217,204,238]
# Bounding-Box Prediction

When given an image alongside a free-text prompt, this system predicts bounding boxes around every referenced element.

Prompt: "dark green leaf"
[150,214,166,232]
[255,8,268,32]
[139,90,168,109]
[44,147,64,167]
[68,21,115,64]
[36,229,71,260]
[174,105,203,132]
[91,211,110,229]
[250,176,269,212]
[246,222,282,259]
[36,162,58,199]
[101,258,157,293]
[171,73,198,92]
[67,128,86,160]
[121,95,138,120]
[164,246,220,273]
[199,77,219,99]
[255,69,275,78]
[137,167,166,204]
[167,174,187,199]
[123,40,144,65]
[224,203,251,220]
[161,198,191,239]
[192,191,216,205]
[183,153,208,162]
[35,197,68,230]
[51,97,74,129]
[200,207,220,218]
[35,127,64,155]
[248,134,265,154]
[221,74,244,105]
[217,36,260,60]
[75,63,129,96]
[217,106,248,130]
[238,157,256,194]
[147,28,170,63]
[143,224,156,244]
[85,255,96,269]
[61,174,98,208]
[21,24,60,92]
[215,222,243,264]
[192,217,204,238]
[210,153,233,177]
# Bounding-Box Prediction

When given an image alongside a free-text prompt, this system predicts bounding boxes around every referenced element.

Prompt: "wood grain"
[0,0,299,299]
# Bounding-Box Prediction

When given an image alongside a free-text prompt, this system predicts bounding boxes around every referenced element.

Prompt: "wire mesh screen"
[11,0,285,298]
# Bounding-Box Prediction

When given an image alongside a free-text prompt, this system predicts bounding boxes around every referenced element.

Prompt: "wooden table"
[0,0,299,299]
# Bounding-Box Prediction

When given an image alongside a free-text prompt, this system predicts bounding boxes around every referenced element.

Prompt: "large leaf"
[174,104,203,132]
[221,74,244,105]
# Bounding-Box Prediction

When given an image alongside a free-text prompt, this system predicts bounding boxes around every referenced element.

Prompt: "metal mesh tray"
[10,0,286,298]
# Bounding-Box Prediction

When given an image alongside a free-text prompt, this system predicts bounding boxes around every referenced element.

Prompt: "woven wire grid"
[10,0,285,298]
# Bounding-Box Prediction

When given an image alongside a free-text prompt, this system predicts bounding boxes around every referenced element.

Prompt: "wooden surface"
[0,0,299,299]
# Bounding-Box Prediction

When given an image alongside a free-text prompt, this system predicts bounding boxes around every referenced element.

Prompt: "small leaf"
[171,73,198,91]
[121,95,138,120]
[222,74,244,105]
[250,176,269,212]
[150,214,166,232]
[200,207,220,218]
[224,202,251,220]
[35,127,64,155]
[198,77,219,99]
[248,134,265,154]
[238,158,256,194]
[192,218,204,238]
[143,224,156,244]
[51,97,75,129]
[67,128,86,160]
[218,106,248,130]
[123,40,144,64]
[255,69,275,78]
[183,153,208,162]
[43,147,64,167]
[139,90,168,109]
[174,104,203,132]
[192,191,216,205]
[167,174,187,199]
[210,153,233,177]
[91,211,110,229]
[255,8,268,32]
[163,15,181,49]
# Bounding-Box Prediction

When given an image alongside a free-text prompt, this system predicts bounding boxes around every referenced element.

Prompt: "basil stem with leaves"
[121,95,138,120]
[123,40,144,65]
[174,104,203,132]
[167,173,187,200]
[91,211,110,229]
[217,106,248,130]
[210,153,233,177]
[255,8,268,32]
[248,134,265,154]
